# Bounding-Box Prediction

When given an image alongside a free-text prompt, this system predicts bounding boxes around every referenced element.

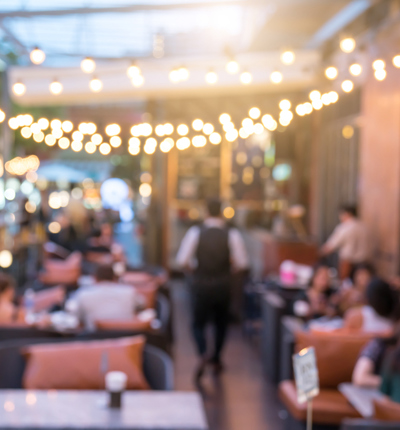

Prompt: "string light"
[99,143,111,155]
[312,99,323,110]
[38,118,49,130]
[92,134,103,145]
[160,137,174,153]
[219,113,231,124]
[296,104,305,116]
[90,77,103,92]
[110,136,122,148]
[303,102,313,114]
[144,138,157,154]
[242,118,254,129]
[45,135,56,146]
[203,123,214,135]
[372,59,385,71]
[51,119,62,129]
[209,132,222,144]
[129,137,141,147]
[270,71,283,84]
[192,135,207,147]
[8,118,19,129]
[177,124,189,136]
[72,131,83,141]
[85,142,96,154]
[33,132,44,143]
[321,93,331,105]
[329,91,339,103]
[349,63,362,76]
[240,71,252,85]
[127,64,141,78]
[176,137,190,150]
[341,80,354,92]
[50,80,63,95]
[309,91,321,101]
[225,129,239,142]
[279,99,291,110]
[62,120,73,133]
[71,140,83,152]
[0,110,5,123]
[155,124,165,137]
[105,124,121,136]
[253,123,264,134]
[226,60,239,74]
[21,127,32,139]
[205,70,218,84]
[192,119,204,131]
[30,47,45,65]
[340,37,356,53]
[13,82,26,96]
[58,137,70,149]
[164,123,174,135]
[393,55,400,68]
[81,57,96,73]
[281,51,295,65]
[249,107,261,119]
[325,66,338,80]
[30,123,41,134]
[131,75,144,87]
[374,69,387,81]
[129,146,140,155]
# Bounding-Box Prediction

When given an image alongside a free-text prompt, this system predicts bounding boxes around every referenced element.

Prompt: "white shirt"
[361,306,393,333]
[176,217,249,271]
[325,218,371,263]
[71,282,139,330]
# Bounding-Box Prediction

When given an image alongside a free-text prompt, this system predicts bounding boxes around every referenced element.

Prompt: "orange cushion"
[374,398,400,421]
[22,336,150,390]
[295,330,373,388]
[95,318,151,331]
[279,380,361,425]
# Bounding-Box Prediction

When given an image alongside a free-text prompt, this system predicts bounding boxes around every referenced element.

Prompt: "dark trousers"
[190,277,230,362]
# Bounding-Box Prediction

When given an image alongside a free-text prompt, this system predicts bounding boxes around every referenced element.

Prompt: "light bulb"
[279,99,291,110]
[209,132,222,145]
[155,125,165,137]
[219,113,231,124]
[177,124,189,136]
[30,47,45,65]
[296,104,305,116]
[81,57,96,74]
[374,69,386,81]
[51,119,62,129]
[169,69,180,83]
[372,59,385,71]
[38,118,49,130]
[312,99,323,110]
[225,129,239,142]
[91,133,103,145]
[303,102,313,114]
[176,137,190,150]
[178,67,189,81]
[110,136,122,148]
[226,60,239,74]
[281,51,295,65]
[50,80,63,95]
[13,82,26,96]
[325,66,338,80]
[0,110,5,123]
[58,137,70,149]
[71,141,83,152]
[61,120,73,133]
[341,79,354,92]
[309,90,321,101]
[329,91,339,103]
[131,75,144,87]
[45,135,56,146]
[192,119,204,131]
[205,71,218,84]
[105,123,121,137]
[72,131,83,142]
[240,71,252,85]
[164,123,174,135]
[249,107,261,119]
[99,143,111,155]
[340,37,356,53]
[90,77,103,92]
[85,142,97,154]
[192,135,207,148]
[270,71,283,84]
[203,123,214,135]
[349,63,362,76]
[127,64,141,78]
[393,55,400,68]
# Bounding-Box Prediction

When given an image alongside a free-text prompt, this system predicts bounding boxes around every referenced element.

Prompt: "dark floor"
[171,280,285,430]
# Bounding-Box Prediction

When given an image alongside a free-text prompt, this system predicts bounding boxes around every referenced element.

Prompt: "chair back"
[0,338,173,390]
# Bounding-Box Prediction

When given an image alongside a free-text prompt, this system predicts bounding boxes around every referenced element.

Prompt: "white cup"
[105,371,127,392]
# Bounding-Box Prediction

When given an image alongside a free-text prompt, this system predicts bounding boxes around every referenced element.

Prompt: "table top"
[0,390,208,430]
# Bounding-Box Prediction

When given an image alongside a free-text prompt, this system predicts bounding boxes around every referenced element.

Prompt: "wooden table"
[0,390,208,430]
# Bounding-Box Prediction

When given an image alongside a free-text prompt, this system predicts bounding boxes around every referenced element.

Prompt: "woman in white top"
[344,278,398,333]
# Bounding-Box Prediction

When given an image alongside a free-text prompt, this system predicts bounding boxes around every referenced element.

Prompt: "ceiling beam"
[0,0,349,19]
[306,0,372,49]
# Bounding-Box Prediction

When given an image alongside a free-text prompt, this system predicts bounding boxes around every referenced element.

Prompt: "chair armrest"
[341,419,400,430]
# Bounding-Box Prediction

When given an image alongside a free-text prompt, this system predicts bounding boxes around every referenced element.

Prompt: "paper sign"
[293,347,320,404]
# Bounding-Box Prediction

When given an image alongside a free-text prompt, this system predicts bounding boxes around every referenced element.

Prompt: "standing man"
[321,205,371,279]
[176,198,248,381]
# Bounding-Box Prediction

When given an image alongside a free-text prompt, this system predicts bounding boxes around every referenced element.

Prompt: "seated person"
[380,345,400,403]
[344,278,398,333]
[67,265,143,330]
[0,273,24,324]
[338,263,375,313]
[352,335,398,389]
[87,223,114,252]
[292,263,336,320]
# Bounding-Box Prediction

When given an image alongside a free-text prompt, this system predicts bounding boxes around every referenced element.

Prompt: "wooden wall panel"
[360,71,400,275]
